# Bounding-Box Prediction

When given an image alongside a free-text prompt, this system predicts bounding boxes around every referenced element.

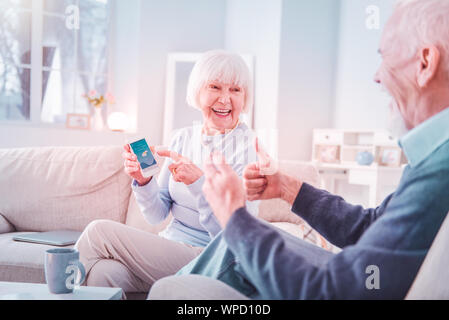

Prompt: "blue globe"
[356,151,374,166]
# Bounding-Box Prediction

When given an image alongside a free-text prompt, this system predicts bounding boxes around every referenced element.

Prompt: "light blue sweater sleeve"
[131,158,173,225]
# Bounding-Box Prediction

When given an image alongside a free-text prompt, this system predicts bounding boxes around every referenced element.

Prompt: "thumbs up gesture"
[254,137,279,176]
[243,138,303,204]
[243,138,281,201]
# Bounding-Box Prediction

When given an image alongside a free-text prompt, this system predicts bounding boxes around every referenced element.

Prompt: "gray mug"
[44,248,86,294]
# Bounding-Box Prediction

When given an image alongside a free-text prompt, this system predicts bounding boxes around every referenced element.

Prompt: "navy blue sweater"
[223,138,449,299]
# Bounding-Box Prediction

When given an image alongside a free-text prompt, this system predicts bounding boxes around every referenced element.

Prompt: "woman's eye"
[231,88,241,92]
[209,85,219,90]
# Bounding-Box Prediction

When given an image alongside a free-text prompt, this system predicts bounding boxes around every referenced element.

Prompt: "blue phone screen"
[129,139,156,170]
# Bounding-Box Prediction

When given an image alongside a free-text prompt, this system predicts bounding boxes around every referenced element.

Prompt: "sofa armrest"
[0,213,15,234]
[406,211,449,299]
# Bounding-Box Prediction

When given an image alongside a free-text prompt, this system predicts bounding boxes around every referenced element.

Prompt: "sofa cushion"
[0,146,132,232]
[0,214,15,234]
[0,232,74,283]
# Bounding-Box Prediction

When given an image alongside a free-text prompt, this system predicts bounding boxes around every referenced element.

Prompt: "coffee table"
[0,281,122,300]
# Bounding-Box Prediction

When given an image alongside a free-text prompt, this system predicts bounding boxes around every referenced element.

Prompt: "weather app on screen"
[130,139,156,169]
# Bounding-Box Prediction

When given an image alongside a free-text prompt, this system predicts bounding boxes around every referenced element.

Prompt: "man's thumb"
[255,137,270,166]
[255,137,278,175]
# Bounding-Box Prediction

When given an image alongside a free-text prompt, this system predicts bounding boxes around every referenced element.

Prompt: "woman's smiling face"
[198,80,245,134]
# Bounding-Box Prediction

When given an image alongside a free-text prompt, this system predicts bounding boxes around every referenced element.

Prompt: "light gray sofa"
[0,146,333,299]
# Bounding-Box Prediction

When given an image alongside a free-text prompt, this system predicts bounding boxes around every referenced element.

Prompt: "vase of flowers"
[82,90,115,131]
[93,107,104,131]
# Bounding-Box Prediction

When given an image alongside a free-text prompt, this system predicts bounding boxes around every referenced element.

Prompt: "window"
[0,0,32,121]
[0,0,113,124]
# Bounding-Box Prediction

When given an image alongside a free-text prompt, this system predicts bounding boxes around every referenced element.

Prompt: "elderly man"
[149,0,449,299]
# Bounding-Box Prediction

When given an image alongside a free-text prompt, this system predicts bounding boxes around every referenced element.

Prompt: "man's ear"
[417,46,440,88]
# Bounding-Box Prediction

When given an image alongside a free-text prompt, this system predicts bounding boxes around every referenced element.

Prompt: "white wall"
[333,0,396,130]
[136,0,226,146]
[224,0,283,158]
[332,0,397,206]
[0,123,126,148]
[109,0,141,134]
[277,0,341,161]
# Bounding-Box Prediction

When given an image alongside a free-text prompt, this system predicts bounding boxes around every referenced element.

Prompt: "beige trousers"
[74,219,204,299]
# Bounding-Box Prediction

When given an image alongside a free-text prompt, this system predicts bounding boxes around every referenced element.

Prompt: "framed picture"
[317,145,340,163]
[379,147,402,167]
[66,113,91,130]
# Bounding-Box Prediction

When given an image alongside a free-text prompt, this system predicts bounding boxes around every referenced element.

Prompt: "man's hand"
[202,151,246,228]
[243,138,281,201]
[243,138,303,205]
[157,150,203,185]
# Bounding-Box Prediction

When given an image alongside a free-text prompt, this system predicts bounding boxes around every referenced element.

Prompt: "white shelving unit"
[312,129,406,166]
[311,129,407,207]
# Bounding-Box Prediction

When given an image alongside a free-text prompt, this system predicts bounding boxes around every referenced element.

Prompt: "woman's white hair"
[394,0,449,79]
[186,50,254,113]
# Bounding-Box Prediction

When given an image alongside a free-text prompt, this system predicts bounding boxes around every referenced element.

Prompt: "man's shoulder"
[430,138,449,165]
[393,138,449,218]
[415,138,449,172]
[401,140,449,193]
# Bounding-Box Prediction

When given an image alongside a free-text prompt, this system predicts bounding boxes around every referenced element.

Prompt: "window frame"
[0,0,113,128]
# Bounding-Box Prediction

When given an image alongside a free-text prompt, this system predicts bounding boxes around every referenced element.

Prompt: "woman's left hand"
[157,150,204,185]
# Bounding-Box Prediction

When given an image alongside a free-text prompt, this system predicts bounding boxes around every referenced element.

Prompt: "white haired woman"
[75,50,259,299]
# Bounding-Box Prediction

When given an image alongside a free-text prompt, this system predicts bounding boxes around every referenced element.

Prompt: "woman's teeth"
[212,108,231,116]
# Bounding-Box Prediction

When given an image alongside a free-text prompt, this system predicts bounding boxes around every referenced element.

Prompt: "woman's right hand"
[122,144,153,186]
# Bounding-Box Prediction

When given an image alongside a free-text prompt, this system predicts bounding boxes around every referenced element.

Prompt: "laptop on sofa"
[12,231,82,246]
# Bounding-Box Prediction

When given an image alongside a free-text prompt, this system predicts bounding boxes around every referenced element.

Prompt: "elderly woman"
[75,50,259,298]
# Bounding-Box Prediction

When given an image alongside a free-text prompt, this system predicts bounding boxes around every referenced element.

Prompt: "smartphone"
[128,138,160,178]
